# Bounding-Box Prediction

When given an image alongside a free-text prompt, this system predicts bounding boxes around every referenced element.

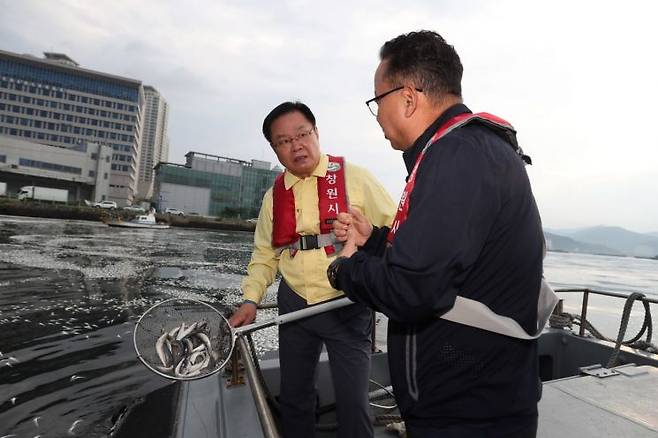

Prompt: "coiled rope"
[549,292,657,367]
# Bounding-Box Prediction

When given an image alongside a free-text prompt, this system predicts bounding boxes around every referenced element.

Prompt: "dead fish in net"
[154,319,217,377]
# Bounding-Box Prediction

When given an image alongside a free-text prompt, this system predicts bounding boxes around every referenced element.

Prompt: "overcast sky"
[2,0,657,232]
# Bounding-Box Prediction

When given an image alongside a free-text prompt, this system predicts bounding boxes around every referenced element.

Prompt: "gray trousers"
[278,280,373,438]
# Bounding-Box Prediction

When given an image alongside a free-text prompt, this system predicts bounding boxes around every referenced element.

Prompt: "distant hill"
[544,227,586,236]
[547,226,658,258]
[569,226,658,258]
[544,232,622,256]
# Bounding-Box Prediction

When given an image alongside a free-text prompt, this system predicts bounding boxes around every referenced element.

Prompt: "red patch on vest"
[273,155,348,255]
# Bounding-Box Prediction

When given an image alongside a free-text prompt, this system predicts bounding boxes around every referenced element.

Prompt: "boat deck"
[173,329,658,437]
[538,364,658,437]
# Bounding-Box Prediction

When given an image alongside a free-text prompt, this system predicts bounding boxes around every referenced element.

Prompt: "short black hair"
[262,101,316,143]
[380,30,463,102]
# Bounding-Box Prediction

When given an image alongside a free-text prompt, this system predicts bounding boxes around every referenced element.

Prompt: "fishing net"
[133,298,234,380]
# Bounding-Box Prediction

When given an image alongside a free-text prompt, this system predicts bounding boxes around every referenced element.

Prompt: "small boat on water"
[107,212,170,229]
[122,288,658,437]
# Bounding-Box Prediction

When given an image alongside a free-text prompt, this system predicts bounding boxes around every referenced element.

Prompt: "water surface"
[0,215,276,437]
[1,215,656,437]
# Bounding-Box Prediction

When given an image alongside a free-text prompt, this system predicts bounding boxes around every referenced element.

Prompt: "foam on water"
[0,216,255,437]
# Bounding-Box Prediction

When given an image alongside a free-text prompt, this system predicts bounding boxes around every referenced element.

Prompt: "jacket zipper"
[405,325,419,401]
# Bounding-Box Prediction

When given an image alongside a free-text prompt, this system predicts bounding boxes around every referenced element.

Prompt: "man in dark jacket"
[327,31,544,437]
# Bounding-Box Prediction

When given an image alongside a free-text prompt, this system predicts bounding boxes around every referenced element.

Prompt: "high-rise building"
[136,85,169,200]
[154,152,281,217]
[0,50,145,205]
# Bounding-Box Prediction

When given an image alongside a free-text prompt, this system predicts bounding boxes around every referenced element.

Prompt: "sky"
[1,0,657,233]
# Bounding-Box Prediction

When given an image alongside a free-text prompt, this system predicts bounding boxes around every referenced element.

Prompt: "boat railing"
[257,302,381,353]
[554,288,658,337]
[235,336,280,438]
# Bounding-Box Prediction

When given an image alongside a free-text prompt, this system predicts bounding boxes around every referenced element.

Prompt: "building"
[0,135,111,202]
[136,85,169,200]
[0,50,145,206]
[154,152,281,217]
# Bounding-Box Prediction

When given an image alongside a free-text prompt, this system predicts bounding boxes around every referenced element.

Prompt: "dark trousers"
[278,280,374,438]
[406,415,538,438]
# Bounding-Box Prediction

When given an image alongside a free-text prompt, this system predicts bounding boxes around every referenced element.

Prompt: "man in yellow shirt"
[229,101,395,438]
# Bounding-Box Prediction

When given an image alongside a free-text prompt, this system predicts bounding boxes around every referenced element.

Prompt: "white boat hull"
[107,221,170,229]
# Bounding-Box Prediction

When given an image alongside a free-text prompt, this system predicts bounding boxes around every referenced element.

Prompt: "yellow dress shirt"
[241,154,396,305]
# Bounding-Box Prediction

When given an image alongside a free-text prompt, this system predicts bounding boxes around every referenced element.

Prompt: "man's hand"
[228,302,257,327]
[333,207,373,247]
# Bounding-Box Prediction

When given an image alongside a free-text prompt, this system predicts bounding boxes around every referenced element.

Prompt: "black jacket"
[336,104,543,432]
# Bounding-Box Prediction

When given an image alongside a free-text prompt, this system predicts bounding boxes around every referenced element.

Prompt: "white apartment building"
[136,85,169,199]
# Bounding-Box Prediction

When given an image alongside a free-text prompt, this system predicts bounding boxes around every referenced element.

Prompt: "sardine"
[195,332,217,361]
[156,319,217,377]
[176,321,198,341]
[155,333,173,367]
[68,419,83,435]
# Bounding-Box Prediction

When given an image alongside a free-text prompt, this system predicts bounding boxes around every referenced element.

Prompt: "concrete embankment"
[0,198,256,232]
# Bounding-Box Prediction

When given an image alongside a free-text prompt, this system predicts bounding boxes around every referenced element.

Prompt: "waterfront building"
[154,152,281,217]
[0,50,145,206]
[136,85,169,200]
[0,135,112,202]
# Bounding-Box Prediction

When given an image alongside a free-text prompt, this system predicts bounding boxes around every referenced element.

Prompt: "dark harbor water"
[0,215,279,437]
[0,214,657,437]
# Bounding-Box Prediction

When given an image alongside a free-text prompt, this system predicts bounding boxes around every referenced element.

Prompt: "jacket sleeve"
[360,226,390,256]
[241,189,279,304]
[336,133,502,322]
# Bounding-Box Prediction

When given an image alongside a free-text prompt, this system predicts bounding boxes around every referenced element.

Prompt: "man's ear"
[401,86,418,118]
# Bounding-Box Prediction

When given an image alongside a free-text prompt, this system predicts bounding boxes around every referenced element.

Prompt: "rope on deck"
[549,292,658,366]
[607,292,653,367]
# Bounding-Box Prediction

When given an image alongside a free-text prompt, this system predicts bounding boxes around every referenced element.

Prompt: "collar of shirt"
[283,154,329,190]
[402,103,472,176]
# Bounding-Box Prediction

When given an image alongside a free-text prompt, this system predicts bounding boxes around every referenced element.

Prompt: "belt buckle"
[300,235,318,250]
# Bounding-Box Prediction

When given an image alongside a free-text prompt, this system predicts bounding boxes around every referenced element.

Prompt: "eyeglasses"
[365,86,423,116]
[271,127,316,149]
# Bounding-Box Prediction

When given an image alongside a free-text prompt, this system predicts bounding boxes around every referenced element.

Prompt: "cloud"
[1,0,657,232]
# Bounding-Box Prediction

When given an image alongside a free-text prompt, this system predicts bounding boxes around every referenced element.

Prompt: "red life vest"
[272,155,348,255]
[388,112,522,243]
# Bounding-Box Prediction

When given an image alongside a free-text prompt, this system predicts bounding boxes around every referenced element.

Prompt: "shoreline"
[0,198,256,232]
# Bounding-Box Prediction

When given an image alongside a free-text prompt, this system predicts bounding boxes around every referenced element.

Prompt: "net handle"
[233,297,354,336]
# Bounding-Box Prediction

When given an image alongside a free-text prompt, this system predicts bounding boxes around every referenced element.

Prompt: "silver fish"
[176,321,199,341]
[68,419,83,435]
[155,333,173,367]
[156,320,216,377]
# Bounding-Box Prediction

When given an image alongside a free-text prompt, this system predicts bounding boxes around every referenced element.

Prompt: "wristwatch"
[327,256,347,290]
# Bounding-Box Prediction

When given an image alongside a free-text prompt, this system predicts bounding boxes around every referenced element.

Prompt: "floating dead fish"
[68,419,83,435]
